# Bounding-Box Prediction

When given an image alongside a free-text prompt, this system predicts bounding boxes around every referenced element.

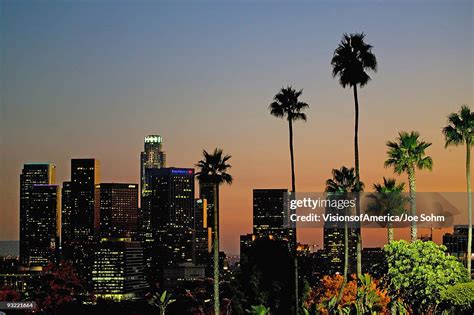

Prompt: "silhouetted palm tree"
[385,131,433,241]
[443,105,474,277]
[325,166,362,303]
[367,178,407,243]
[269,86,309,314]
[196,148,233,315]
[269,86,309,192]
[331,33,377,277]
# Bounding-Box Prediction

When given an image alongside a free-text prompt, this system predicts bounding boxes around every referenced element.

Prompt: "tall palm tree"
[367,178,407,243]
[269,86,309,314]
[443,105,474,277]
[384,131,433,242]
[331,33,377,277]
[325,166,362,303]
[269,86,309,192]
[196,148,233,315]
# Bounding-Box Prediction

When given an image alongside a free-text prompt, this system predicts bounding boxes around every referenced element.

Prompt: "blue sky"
[1,0,472,253]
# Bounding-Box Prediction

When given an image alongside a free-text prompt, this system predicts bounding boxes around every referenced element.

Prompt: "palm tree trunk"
[344,220,349,280]
[388,218,396,315]
[408,167,417,242]
[388,222,394,243]
[289,119,296,193]
[466,142,472,277]
[336,218,349,306]
[353,85,362,277]
[213,184,220,315]
[288,119,299,314]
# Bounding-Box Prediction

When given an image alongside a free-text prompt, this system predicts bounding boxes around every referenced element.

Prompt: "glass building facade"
[19,163,57,267]
[96,183,139,239]
[149,168,195,274]
[194,198,211,266]
[253,189,293,242]
[69,158,100,240]
[92,238,147,301]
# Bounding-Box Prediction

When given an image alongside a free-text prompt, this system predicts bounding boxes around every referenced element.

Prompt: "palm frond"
[331,32,377,88]
[269,86,309,123]
[443,105,473,147]
[384,131,433,175]
[195,148,233,185]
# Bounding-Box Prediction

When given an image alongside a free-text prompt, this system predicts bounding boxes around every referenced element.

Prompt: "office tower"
[443,225,474,268]
[19,163,57,267]
[253,189,293,241]
[149,168,195,272]
[199,183,217,244]
[61,181,73,242]
[194,198,211,266]
[92,238,147,301]
[140,135,166,196]
[323,203,357,275]
[70,159,100,240]
[29,185,61,267]
[27,185,60,268]
[140,135,166,244]
[96,183,139,239]
[323,229,358,275]
[61,159,99,290]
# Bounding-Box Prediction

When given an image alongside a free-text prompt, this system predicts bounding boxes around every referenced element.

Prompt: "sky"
[1,0,473,254]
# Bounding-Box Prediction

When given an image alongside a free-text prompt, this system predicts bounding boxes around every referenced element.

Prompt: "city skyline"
[1,1,473,255]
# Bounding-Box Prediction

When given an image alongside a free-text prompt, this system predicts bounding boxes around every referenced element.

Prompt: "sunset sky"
[1,0,473,254]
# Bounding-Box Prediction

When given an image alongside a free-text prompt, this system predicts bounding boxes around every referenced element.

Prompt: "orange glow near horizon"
[1,1,472,255]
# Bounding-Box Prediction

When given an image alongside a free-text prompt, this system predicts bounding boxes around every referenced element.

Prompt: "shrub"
[384,240,469,313]
[439,281,474,313]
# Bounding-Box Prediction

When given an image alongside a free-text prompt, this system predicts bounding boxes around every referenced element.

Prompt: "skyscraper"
[199,182,217,248]
[19,163,58,267]
[96,183,139,239]
[140,135,166,243]
[140,135,166,197]
[149,168,195,273]
[253,189,292,241]
[62,159,99,290]
[70,159,100,240]
[194,198,211,266]
[28,185,61,267]
[323,202,357,275]
[61,181,73,242]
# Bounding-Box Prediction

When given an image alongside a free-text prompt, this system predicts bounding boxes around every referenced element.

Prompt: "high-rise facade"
[140,135,166,245]
[149,168,195,272]
[92,238,147,301]
[199,182,217,251]
[140,135,166,197]
[96,183,139,239]
[253,189,292,241]
[70,158,100,240]
[239,189,293,261]
[62,159,100,290]
[323,202,357,275]
[61,181,73,242]
[194,198,211,266]
[19,163,58,267]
